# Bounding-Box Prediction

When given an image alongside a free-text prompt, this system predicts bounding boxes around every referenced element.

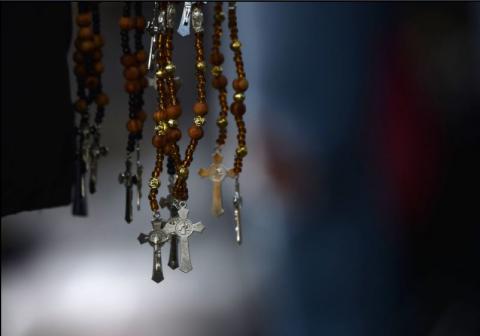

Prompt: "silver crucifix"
[177,2,192,36]
[135,144,143,211]
[88,129,108,194]
[118,158,137,223]
[160,174,179,269]
[233,177,243,245]
[138,215,170,283]
[162,202,205,273]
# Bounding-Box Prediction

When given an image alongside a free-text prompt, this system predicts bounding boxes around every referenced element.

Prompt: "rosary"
[71,2,249,283]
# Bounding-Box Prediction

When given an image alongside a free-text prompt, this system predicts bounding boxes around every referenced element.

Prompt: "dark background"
[2,2,480,336]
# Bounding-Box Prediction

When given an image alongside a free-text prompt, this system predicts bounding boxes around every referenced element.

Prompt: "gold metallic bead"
[230,40,242,50]
[194,116,206,126]
[233,93,245,102]
[155,68,166,78]
[167,119,177,128]
[154,122,168,135]
[177,165,189,179]
[149,177,160,189]
[236,146,248,158]
[211,65,223,76]
[215,12,225,22]
[216,117,228,128]
[196,61,206,71]
[165,62,176,74]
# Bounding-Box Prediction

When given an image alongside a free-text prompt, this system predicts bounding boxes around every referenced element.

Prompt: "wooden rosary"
[72,1,109,216]
[70,2,249,283]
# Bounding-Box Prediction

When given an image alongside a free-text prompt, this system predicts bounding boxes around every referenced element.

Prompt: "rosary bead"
[230,40,242,51]
[93,35,105,48]
[136,16,146,30]
[74,99,88,113]
[74,64,87,77]
[164,62,176,74]
[233,78,249,92]
[167,128,182,142]
[119,17,134,30]
[127,118,142,133]
[124,66,140,80]
[230,101,246,116]
[153,110,167,123]
[152,134,166,149]
[155,122,168,135]
[139,63,148,76]
[211,65,223,76]
[210,52,224,66]
[76,13,92,27]
[177,166,189,179]
[79,40,95,53]
[196,61,206,71]
[149,177,160,189]
[95,93,109,107]
[166,105,182,119]
[193,102,208,116]
[194,116,206,126]
[236,146,248,158]
[188,126,204,140]
[92,50,103,61]
[137,110,147,122]
[121,54,137,67]
[94,62,104,74]
[136,50,148,63]
[124,81,140,93]
[233,92,245,102]
[167,119,178,128]
[73,51,83,64]
[86,76,99,89]
[79,27,94,40]
[212,75,227,89]
[216,117,228,128]
[155,68,166,79]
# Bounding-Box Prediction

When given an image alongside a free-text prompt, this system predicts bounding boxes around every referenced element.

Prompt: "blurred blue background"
[2,2,480,336]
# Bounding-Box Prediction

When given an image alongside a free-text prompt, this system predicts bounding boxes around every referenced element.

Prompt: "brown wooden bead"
[121,54,136,67]
[233,78,249,92]
[76,13,92,27]
[136,16,146,30]
[86,76,99,89]
[93,35,104,48]
[153,110,167,123]
[136,110,147,122]
[73,52,83,64]
[92,50,102,61]
[139,63,148,76]
[210,52,224,65]
[119,17,134,30]
[79,40,95,53]
[230,102,246,116]
[124,66,140,80]
[188,126,204,140]
[152,134,166,148]
[212,75,227,89]
[74,99,88,113]
[166,105,182,119]
[95,93,109,107]
[74,65,87,77]
[94,62,104,74]
[127,119,142,133]
[79,27,93,40]
[167,128,182,142]
[124,81,140,93]
[136,50,148,63]
[193,102,208,116]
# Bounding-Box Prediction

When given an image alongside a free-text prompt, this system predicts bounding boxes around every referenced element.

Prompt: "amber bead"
[124,81,140,93]
[93,35,104,48]
[74,99,88,112]
[94,62,104,74]
[92,50,103,61]
[167,128,182,142]
[153,110,167,123]
[127,119,142,133]
[210,52,224,66]
[233,78,249,92]
[136,16,146,30]
[119,17,134,30]
[124,67,139,80]
[74,65,87,77]
[166,105,182,119]
[136,110,147,122]
[188,126,204,140]
[193,102,208,116]
[79,27,93,40]
[139,63,148,76]
[76,13,92,27]
[95,93,109,107]
[80,40,95,53]
[152,134,166,148]
[212,75,227,89]
[86,76,99,89]
[230,102,246,116]
[136,50,148,63]
[121,54,136,67]
[73,52,83,64]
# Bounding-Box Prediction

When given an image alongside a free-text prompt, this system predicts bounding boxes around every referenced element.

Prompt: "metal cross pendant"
[177,2,192,37]
[233,177,243,245]
[159,175,179,270]
[118,158,137,223]
[138,216,169,283]
[88,129,108,194]
[134,145,143,211]
[199,151,236,217]
[163,203,205,273]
